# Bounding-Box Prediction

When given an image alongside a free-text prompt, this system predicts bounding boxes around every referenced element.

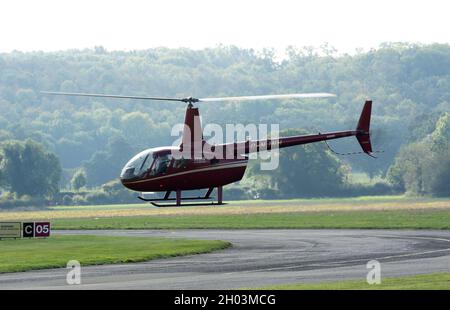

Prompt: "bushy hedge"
[0,192,46,209]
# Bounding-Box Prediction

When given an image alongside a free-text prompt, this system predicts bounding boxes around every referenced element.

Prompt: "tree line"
[0,43,449,206]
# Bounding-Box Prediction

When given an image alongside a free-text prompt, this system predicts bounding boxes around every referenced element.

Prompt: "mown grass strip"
[0,235,230,273]
[50,209,450,230]
[253,273,450,290]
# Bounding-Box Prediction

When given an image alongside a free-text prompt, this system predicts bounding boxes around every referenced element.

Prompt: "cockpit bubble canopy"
[120,146,176,180]
[120,149,154,180]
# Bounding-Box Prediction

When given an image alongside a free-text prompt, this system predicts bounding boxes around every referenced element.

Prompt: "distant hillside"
[1,43,450,187]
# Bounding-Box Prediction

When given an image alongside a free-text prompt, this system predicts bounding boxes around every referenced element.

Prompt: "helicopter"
[42,91,373,207]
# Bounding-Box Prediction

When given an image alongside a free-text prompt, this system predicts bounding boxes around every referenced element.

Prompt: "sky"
[0,0,449,56]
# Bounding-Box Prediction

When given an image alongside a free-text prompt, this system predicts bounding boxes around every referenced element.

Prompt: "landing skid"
[137,196,210,202]
[150,201,226,207]
[138,186,224,207]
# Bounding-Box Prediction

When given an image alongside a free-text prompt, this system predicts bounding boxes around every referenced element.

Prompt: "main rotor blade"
[41,91,336,104]
[198,93,336,102]
[40,91,184,102]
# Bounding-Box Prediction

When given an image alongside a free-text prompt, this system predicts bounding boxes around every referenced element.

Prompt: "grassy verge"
[49,209,450,230]
[255,273,450,290]
[2,196,450,222]
[0,235,230,273]
[1,197,449,230]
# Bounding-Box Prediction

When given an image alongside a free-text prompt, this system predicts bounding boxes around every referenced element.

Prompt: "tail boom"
[239,100,374,156]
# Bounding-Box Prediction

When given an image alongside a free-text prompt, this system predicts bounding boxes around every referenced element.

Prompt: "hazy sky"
[1,0,449,55]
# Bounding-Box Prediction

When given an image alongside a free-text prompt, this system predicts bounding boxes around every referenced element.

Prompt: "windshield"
[120,149,154,180]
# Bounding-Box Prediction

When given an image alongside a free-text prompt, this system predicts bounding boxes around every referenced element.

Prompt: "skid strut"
[138,186,224,207]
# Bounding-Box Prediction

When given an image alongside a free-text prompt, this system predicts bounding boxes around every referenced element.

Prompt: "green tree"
[431,112,450,152]
[266,129,347,197]
[0,152,3,187]
[15,89,37,105]
[387,142,431,195]
[0,139,62,197]
[388,112,450,196]
[427,150,450,196]
[83,135,135,186]
[71,170,87,191]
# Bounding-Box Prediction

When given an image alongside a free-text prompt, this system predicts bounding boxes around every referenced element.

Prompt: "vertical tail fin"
[180,106,203,159]
[356,100,373,154]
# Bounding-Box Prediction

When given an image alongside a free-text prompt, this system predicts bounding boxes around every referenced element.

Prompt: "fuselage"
[120,146,248,192]
[120,129,358,193]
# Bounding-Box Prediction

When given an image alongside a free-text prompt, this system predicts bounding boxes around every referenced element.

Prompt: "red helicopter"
[42,91,373,206]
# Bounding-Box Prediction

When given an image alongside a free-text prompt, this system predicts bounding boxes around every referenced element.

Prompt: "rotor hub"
[181,97,199,104]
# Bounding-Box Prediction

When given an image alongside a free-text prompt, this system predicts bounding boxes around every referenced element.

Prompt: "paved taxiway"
[0,229,449,289]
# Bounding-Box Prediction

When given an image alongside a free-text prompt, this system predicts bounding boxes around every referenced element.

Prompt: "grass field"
[1,196,449,230]
[1,196,450,221]
[0,235,230,273]
[49,209,450,230]
[256,273,450,290]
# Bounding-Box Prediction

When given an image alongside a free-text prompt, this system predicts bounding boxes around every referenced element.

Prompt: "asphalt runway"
[1,229,449,289]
